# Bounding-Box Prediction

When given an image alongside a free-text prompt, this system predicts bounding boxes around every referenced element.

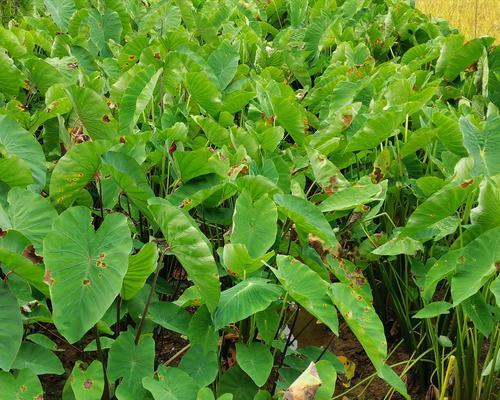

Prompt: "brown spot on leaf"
[83,279,91,286]
[128,54,136,61]
[83,379,93,389]
[460,179,474,189]
[96,260,107,268]
[20,385,27,393]
[102,114,111,123]
[169,142,177,155]
[371,167,384,183]
[342,114,353,127]
[44,271,55,286]
[23,245,44,264]
[496,261,500,271]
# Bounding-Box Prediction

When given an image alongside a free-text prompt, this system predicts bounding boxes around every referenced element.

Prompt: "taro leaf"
[107,331,154,400]
[462,292,493,337]
[274,256,338,335]
[83,337,114,352]
[12,342,64,375]
[0,235,48,296]
[214,278,282,329]
[186,72,222,116]
[27,333,58,351]
[66,86,117,141]
[274,195,337,250]
[0,369,43,400]
[149,301,192,335]
[101,151,155,219]
[142,365,198,400]
[2,188,57,255]
[0,157,33,188]
[197,387,215,400]
[0,284,23,371]
[118,66,162,134]
[491,277,500,306]
[307,148,349,195]
[319,179,387,212]
[372,235,423,256]
[315,360,337,400]
[148,197,220,312]
[460,116,500,177]
[174,149,220,183]
[329,283,409,399]
[231,191,277,258]
[0,51,23,97]
[50,141,109,207]
[402,180,476,237]
[43,207,132,343]
[413,302,453,319]
[255,304,281,346]
[432,112,467,156]
[470,175,500,231]
[179,345,218,387]
[188,305,219,352]
[271,96,304,145]
[236,342,273,387]
[222,243,273,277]
[70,360,104,400]
[122,242,158,300]
[284,362,322,400]
[435,35,485,81]
[207,41,240,91]
[87,9,122,57]
[216,366,258,400]
[451,226,500,305]
[44,0,76,31]
[0,115,46,192]
[346,111,405,152]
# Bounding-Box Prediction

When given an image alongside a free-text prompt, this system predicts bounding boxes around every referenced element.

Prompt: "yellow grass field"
[416,0,499,39]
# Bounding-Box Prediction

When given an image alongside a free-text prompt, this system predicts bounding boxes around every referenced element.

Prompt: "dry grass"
[416,0,499,39]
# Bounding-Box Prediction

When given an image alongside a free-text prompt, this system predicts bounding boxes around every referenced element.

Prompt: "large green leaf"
[213,278,283,329]
[0,115,46,192]
[50,141,108,207]
[329,283,408,399]
[273,256,338,335]
[470,175,500,230]
[236,342,273,387]
[70,360,104,400]
[0,369,43,400]
[274,194,337,250]
[66,86,117,141]
[44,0,76,31]
[118,66,162,133]
[142,365,198,400]
[1,188,57,255]
[436,35,486,81]
[122,242,158,300]
[319,179,386,212]
[460,116,500,177]
[43,207,132,343]
[346,111,405,152]
[451,226,500,305]
[148,197,220,312]
[101,151,155,219]
[107,331,154,400]
[12,342,64,375]
[207,41,240,91]
[0,51,23,97]
[186,72,222,116]
[0,284,23,371]
[231,191,277,258]
[271,96,305,145]
[402,181,475,237]
[179,345,218,387]
[149,301,192,335]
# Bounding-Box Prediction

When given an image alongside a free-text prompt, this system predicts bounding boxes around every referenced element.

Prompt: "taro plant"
[0,0,498,399]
